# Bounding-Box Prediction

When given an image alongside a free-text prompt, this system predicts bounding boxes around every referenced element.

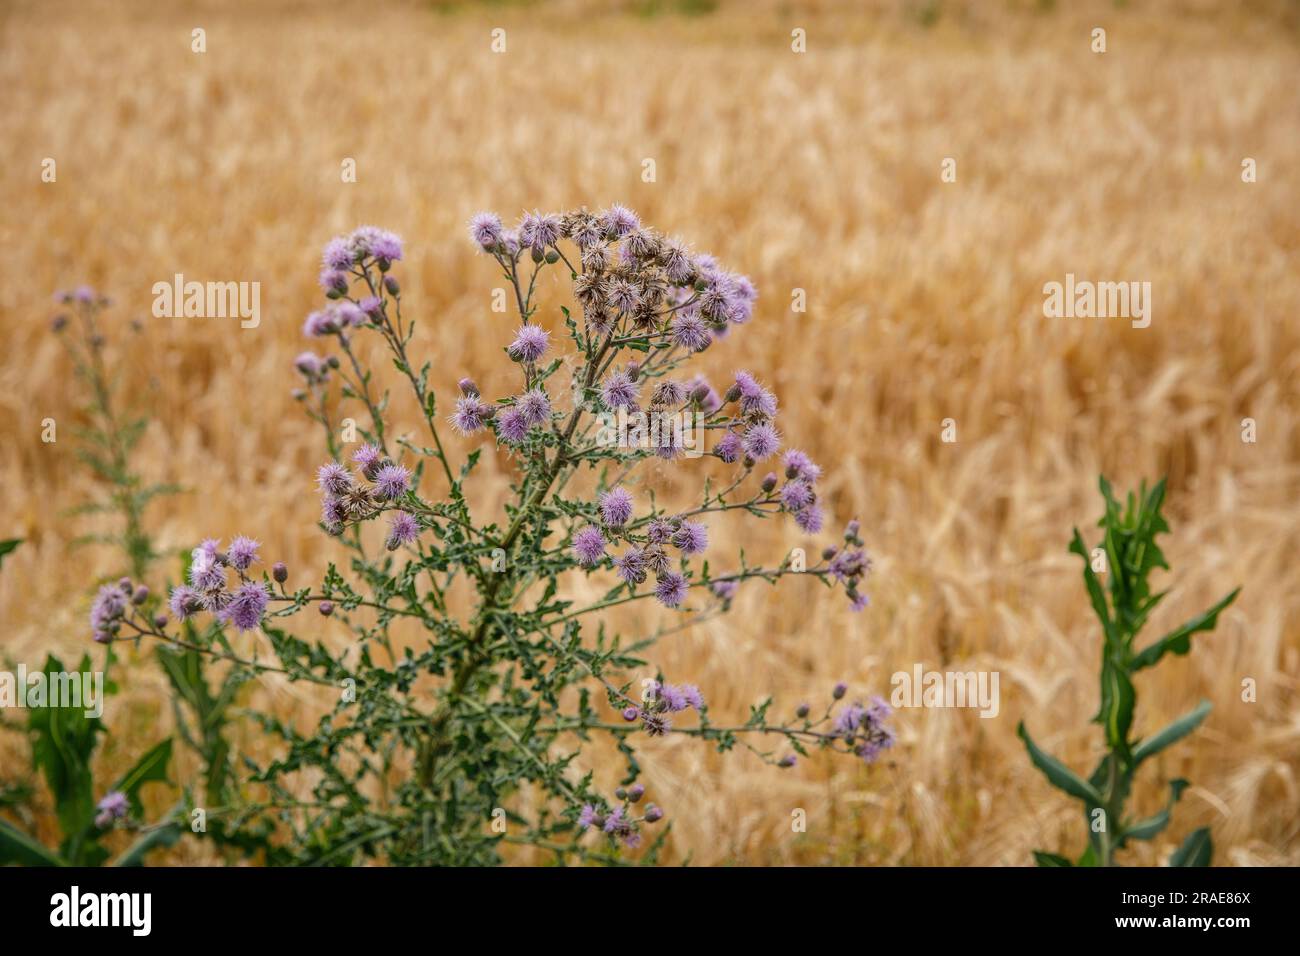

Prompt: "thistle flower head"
[94,791,129,828]
[516,388,552,427]
[373,463,411,501]
[599,204,639,239]
[317,462,353,496]
[450,394,492,435]
[653,571,689,608]
[468,211,505,250]
[600,370,639,410]
[168,585,202,620]
[352,444,384,480]
[613,547,647,584]
[219,582,269,633]
[670,313,712,352]
[227,535,260,572]
[599,487,634,527]
[794,504,824,534]
[507,324,550,363]
[670,521,708,556]
[572,526,607,566]
[518,210,563,251]
[386,511,421,550]
[741,422,781,461]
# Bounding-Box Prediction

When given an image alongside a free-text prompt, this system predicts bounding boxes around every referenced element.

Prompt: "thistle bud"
[626,361,640,382]
[273,562,288,584]
[153,613,169,629]
[690,383,711,404]
[131,586,149,605]
[832,682,847,700]
[761,473,778,493]
[724,383,742,404]
[822,547,838,561]
[51,315,69,333]
[531,245,545,263]
[621,706,639,722]
[384,276,400,296]
[795,703,810,718]
[119,577,133,594]
[458,378,480,397]
[319,601,334,617]
[544,250,560,264]
[627,783,645,803]
[778,754,797,768]
[644,804,664,823]
[615,787,627,800]
[327,355,341,369]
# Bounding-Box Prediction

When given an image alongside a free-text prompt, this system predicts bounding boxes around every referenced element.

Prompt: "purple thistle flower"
[94,791,130,828]
[317,462,353,496]
[660,239,693,283]
[783,449,822,483]
[613,547,647,585]
[779,480,815,511]
[352,444,383,480]
[670,313,712,352]
[733,370,778,418]
[507,324,550,362]
[645,518,674,545]
[680,684,704,710]
[516,388,552,427]
[450,395,492,435]
[688,375,723,414]
[622,229,658,261]
[741,422,781,461]
[641,711,671,736]
[89,585,127,635]
[168,585,201,620]
[469,212,505,249]
[644,546,671,576]
[849,591,871,612]
[359,295,383,319]
[651,380,687,408]
[322,237,356,271]
[373,463,411,501]
[670,521,708,555]
[794,504,824,534]
[227,535,260,572]
[599,488,634,527]
[578,804,598,830]
[369,232,403,264]
[496,407,531,444]
[219,582,269,633]
[653,681,689,712]
[572,526,607,566]
[519,210,563,250]
[571,218,604,250]
[710,579,738,600]
[600,204,639,239]
[294,352,325,378]
[321,496,347,535]
[318,268,349,295]
[386,511,421,550]
[654,571,689,608]
[600,370,639,410]
[606,278,641,314]
[302,308,341,338]
[716,430,741,463]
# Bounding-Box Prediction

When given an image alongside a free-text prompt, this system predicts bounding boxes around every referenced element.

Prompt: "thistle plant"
[50,288,177,580]
[1018,477,1239,867]
[106,208,893,864]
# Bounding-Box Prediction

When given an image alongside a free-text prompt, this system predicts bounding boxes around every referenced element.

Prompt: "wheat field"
[1,0,1298,866]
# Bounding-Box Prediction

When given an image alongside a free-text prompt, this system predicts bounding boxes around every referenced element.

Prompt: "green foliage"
[0,654,175,867]
[1020,477,1239,866]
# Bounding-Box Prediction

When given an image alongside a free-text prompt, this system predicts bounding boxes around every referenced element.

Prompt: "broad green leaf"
[1169,826,1212,867]
[1131,589,1240,671]
[1123,779,1188,842]
[1017,723,1103,805]
[1033,850,1072,867]
[1133,700,1211,764]
[0,818,66,866]
[111,738,173,817]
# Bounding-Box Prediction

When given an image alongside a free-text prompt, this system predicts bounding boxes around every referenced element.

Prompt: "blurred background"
[1,0,1298,865]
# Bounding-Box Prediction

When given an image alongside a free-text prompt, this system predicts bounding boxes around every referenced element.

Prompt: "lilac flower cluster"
[620,679,705,736]
[167,537,270,633]
[94,790,129,829]
[831,695,896,764]
[315,446,421,549]
[577,783,663,849]
[823,519,873,612]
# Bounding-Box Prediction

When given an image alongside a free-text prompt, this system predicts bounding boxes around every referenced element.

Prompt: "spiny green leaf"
[1131,588,1240,671]
[1169,826,1213,867]
[1133,700,1211,764]
[1017,722,1103,805]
